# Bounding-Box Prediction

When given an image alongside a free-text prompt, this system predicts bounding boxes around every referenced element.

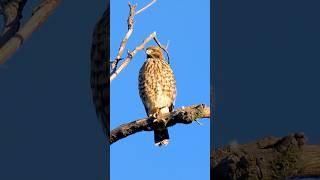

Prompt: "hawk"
[138,45,176,146]
[90,6,109,137]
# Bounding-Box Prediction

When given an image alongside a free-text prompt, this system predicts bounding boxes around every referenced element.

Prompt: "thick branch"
[212,133,320,179]
[0,0,61,64]
[110,104,210,144]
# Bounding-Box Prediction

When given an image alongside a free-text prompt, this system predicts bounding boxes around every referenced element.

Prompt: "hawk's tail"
[154,128,169,146]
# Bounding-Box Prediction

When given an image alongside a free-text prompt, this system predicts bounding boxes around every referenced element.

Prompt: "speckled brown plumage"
[138,46,176,146]
[90,7,109,137]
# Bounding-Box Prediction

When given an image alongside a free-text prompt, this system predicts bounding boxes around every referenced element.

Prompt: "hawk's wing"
[90,5,109,137]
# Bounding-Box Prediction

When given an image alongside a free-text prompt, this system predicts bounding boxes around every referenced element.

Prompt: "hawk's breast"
[138,58,176,115]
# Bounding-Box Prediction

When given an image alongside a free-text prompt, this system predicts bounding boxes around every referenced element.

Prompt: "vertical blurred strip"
[90,0,110,179]
[210,0,215,147]
[211,0,221,178]
[210,0,214,178]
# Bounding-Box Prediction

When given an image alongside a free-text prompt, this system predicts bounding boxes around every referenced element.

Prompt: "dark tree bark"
[211,133,320,180]
[110,104,210,144]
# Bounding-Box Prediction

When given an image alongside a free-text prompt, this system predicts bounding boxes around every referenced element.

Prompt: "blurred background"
[0,1,107,179]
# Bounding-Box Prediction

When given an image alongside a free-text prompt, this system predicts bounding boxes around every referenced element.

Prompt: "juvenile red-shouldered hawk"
[138,46,176,146]
[90,6,109,137]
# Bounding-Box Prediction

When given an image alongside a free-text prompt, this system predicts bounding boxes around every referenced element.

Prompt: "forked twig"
[110,32,156,81]
[111,3,136,73]
[110,0,157,80]
[153,36,170,64]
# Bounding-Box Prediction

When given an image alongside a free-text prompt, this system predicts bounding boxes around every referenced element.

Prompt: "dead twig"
[153,36,170,64]
[110,0,157,81]
[165,40,170,49]
[111,3,136,73]
[110,31,156,81]
[135,0,157,15]
[110,104,210,144]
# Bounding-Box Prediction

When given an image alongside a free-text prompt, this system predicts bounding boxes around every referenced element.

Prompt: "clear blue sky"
[0,1,106,179]
[110,1,210,180]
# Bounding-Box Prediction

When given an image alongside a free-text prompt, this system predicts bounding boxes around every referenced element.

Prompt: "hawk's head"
[145,46,165,60]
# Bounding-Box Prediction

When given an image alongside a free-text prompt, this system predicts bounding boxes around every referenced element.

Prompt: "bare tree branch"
[212,133,320,179]
[110,0,157,82]
[110,31,156,81]
[0,0,61,64]
[110,104,210,144]
[111,3,136,72]
[135,0,157,15]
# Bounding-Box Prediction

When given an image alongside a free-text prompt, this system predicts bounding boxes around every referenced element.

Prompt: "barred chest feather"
[138,58,176,116]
